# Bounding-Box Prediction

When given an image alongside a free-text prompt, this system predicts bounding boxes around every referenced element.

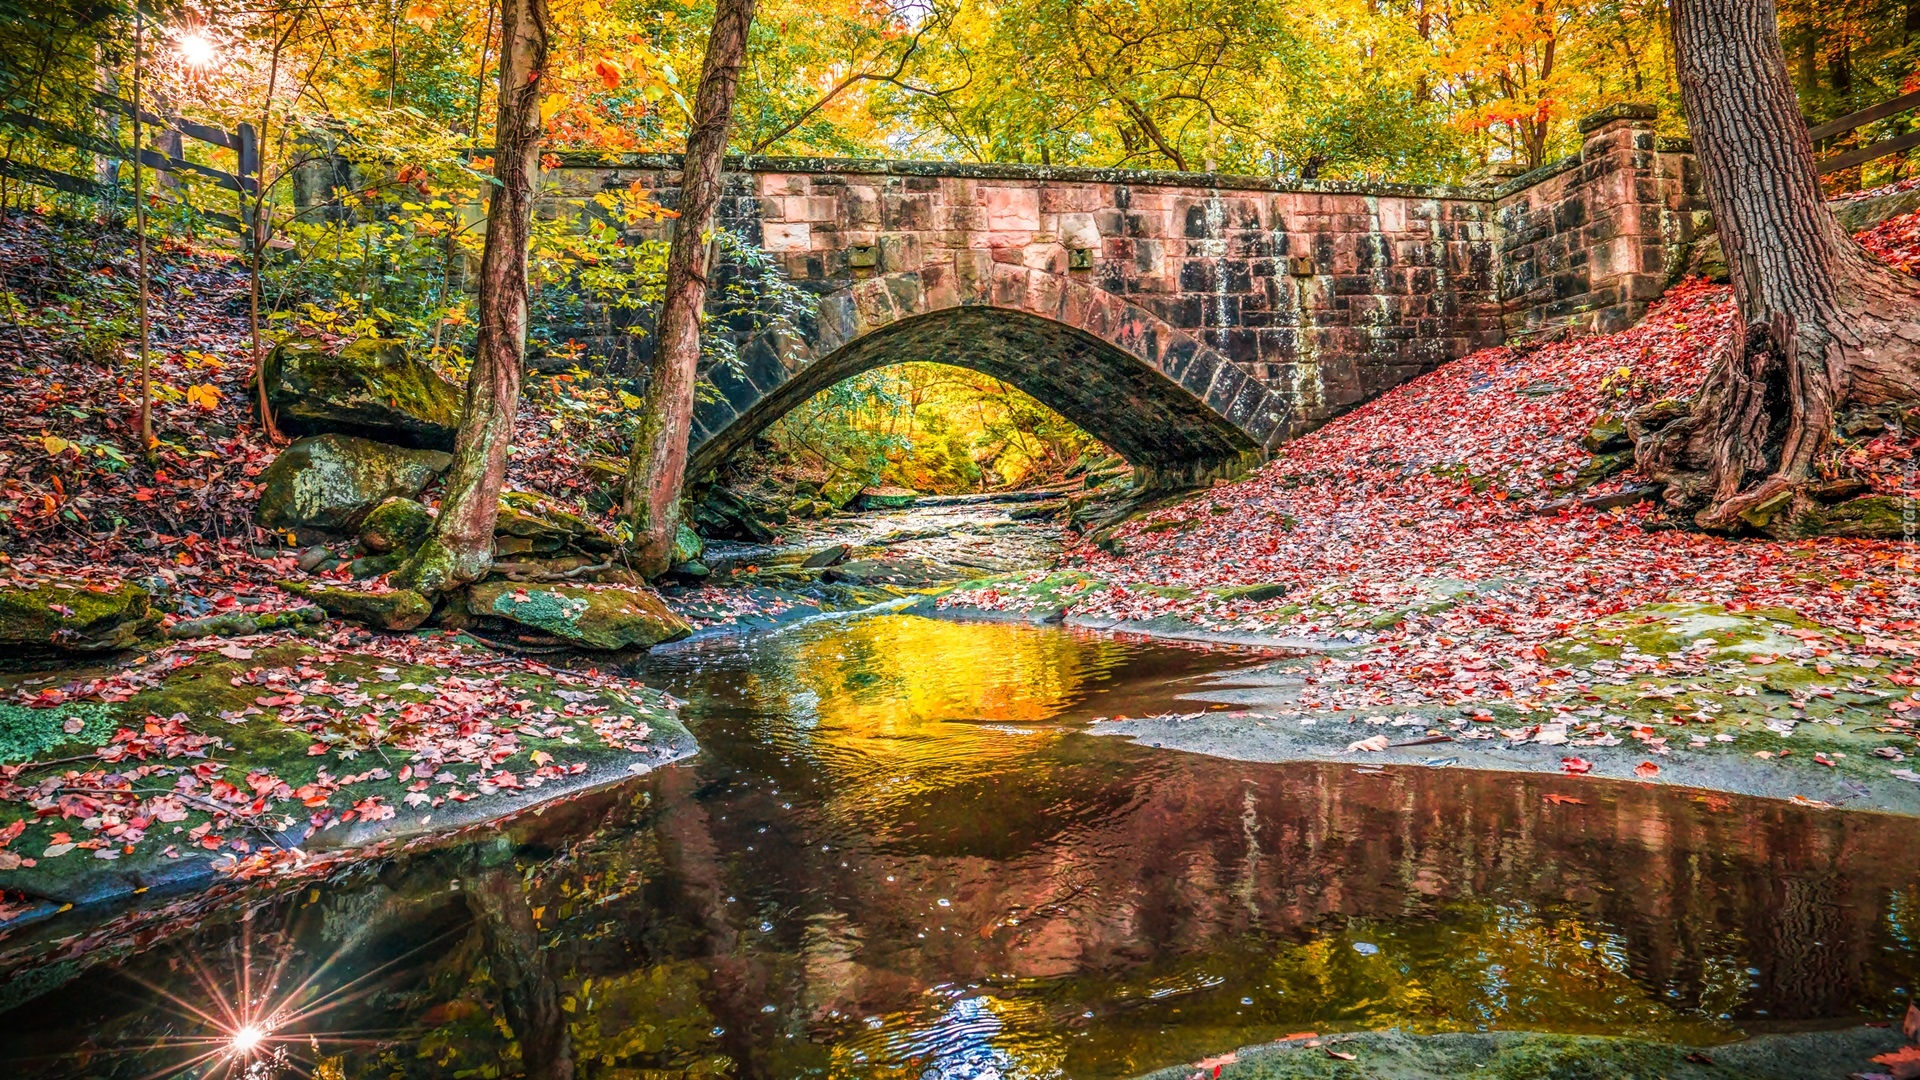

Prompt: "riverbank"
[1133,1026,1913,1080]
[0,625,693,925]
[923,275,1920,816]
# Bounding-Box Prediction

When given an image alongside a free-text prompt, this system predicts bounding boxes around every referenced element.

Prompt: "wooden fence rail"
[1809,89,1920,177]
[0,92,257,231]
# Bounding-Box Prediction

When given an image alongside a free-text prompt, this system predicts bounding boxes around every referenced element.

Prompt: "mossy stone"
[263,334,464,450]
[1816,494,1919,539]
[495,491,615,554]
[255,434,451,534]
[1213,583,1289,603]
[358,497,434,555]
[0,580,155,652]
[466,582,691,650]
[670,524,704,566]
[1580,414,1630,453]
[278,579,434,631]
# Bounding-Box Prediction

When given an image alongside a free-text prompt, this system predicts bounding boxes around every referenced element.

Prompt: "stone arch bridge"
[535,106,1697,486]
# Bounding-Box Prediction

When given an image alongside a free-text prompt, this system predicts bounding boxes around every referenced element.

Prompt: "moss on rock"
[0,580,155,652]
[358,497,434,554]
[263,335,464,450]
[278,580,433,631]
[255,435,451,534]
[466,582,691,650]
[494,491,616,556]
[1816,495,1919,540]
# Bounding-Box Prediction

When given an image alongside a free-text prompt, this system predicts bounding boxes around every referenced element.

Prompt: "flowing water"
[3,613,1919,1079]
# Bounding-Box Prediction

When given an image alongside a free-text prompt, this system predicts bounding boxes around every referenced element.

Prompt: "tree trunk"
[398,0,549,595]
[620,0,758,578]
[1634,0,1920,533]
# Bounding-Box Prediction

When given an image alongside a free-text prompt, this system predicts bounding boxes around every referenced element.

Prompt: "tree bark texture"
[621,0,758,578]
[1636,0,1920,533]
[399,0,549,594]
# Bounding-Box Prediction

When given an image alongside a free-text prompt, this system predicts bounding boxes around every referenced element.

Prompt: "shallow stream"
[3,613,1918,1078]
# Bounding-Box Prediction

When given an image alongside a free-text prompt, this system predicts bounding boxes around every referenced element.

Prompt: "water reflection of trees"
[136,766,1920,1077]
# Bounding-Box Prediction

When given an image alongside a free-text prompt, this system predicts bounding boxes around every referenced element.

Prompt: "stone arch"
[688,266,1289,488]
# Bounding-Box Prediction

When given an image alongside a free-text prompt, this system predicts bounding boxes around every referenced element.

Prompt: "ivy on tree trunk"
[398,0,549,595]
[1638,0,1920,533]
[621,0,758,578]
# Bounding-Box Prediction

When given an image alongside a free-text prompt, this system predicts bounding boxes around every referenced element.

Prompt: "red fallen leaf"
[1871,1045,1920,1080]
[1634,761,1660,779]
[1561,757,1593,774]
[1814,752,1837,767]
[1193,1051,1236,1076]
[1543,793,1586,805]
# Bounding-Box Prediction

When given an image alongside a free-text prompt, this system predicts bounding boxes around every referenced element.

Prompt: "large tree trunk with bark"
[621,0,757,578]
[1635,0,1920,534]
[398,0,549,594]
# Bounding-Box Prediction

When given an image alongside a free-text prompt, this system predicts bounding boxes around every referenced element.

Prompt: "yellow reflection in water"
[736,614,1132,802]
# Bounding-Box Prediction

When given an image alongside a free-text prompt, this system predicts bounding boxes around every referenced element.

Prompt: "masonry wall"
[529,104,1699,451]
[538,159,1506,439]
[1494,104,1704,338]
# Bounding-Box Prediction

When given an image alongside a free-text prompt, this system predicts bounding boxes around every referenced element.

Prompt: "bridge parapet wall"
[530,104,1698,465]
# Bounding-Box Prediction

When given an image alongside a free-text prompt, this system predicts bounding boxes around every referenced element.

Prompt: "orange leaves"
[1542,792,1585,805]
[594,56,624,89]
[185,384,222,411]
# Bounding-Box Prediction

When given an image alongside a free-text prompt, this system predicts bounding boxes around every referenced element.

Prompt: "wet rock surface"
[463,581,692,651]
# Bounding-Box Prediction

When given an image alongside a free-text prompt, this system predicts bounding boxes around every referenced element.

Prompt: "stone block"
[762,221,811,252]
[983,186,1041,230]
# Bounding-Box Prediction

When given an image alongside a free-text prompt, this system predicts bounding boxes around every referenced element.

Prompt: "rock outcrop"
[264,335,464,450]
[278,580,435,631]
[0,580,155,652]
[255,434,451,534]
[463,582,691,650]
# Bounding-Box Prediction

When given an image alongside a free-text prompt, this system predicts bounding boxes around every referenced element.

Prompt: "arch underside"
[688,306,1269,487]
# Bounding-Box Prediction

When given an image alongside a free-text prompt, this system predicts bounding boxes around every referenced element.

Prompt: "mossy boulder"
[278,580,434,631]
[1212,582,1289,603]
[670,524,704,566]
[465,582,691,650]
[0,580,155,652]
[1814,494,1919,539]
[255,435,451,534]
[493,491,615,557]
[264,334,464,450]
[358,497,434,555]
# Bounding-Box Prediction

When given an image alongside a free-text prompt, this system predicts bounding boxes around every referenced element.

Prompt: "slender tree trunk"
[251,20,287,444]
[398,0,549,595]
[620,0,758,577]
[131,13,152,451]
[1634,0,1920,533]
